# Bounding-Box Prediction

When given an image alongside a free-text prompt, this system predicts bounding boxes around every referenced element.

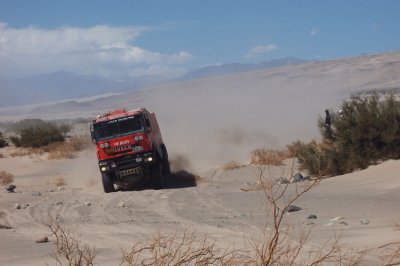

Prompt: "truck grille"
[120,167,141,177]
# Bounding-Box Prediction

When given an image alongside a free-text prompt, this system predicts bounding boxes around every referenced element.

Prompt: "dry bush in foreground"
[48,136,91,160]
[46,219,95,266]
[379,223,400,266]
[121,228,248,265]
[242,160,362,265]
[0,171,14,185]
[380,242,400,266]
[0,153,4,158]
[250,148,289,166]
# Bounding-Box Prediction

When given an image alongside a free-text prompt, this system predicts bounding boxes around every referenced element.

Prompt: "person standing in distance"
[325,109,331,129]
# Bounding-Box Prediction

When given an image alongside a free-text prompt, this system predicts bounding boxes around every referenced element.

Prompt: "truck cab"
[90,108,170,192]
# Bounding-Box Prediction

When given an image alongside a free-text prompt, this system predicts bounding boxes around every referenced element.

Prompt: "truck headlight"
[145,157,153,162]
[101,166,109,172]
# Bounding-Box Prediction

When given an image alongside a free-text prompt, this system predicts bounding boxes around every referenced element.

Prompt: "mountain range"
[177,57,307,81]
[0,58,306,107]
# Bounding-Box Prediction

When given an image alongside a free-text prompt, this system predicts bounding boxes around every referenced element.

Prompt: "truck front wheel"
[102,173,116,193]
[161,144,171,176]
[151,162,164,189]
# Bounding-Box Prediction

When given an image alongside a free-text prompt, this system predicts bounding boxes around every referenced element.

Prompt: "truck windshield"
[93,115,144,141]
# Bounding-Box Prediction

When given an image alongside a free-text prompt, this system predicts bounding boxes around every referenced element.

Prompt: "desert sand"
[0,147,399,265]
[1,52,400,265]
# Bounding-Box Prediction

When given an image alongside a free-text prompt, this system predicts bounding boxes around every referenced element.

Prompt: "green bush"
[10,122,65,148]
[8,119,49,132]
[0,131,8,148]
[296,92,400,176]
[6,119,72,135]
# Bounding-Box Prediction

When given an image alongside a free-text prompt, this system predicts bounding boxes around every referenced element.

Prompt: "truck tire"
[151,161,164,189]
[161,144,171,176]
[102,173,115,193]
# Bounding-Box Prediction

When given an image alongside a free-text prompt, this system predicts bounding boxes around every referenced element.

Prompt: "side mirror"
[90,123,96,144]
[145,117,151,132]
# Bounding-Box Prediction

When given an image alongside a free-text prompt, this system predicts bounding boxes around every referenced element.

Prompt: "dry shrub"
[47,142,75,159]
[379,242,400,266]
[46,219,95,266]
[0,153,4,158]
[10,148,45,157]
[48,136,91,160]
[8,136,90,159]
[222,160,246,171]
[0,171,14,185]
[287,141,303,157]
[250,148,289,166]
[46,223,248,266]
[121,227,248,265]
[49,177,66,187]
[378,223,400,265]
[242,159,361,265]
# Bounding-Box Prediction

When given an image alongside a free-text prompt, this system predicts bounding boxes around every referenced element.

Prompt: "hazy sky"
[0,0,399,79]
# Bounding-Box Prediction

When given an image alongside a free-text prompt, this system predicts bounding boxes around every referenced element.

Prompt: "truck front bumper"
[98,152,156,186]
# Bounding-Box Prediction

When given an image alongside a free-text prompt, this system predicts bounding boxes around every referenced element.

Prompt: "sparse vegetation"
[0,131,8,148]
[250,148,289,166]
[288,140,333,177]
[9,147,45,158]
[7,119,49,132]
[47,136,92,159]
[222,160,246,170]
[380,242,400,266]
[121,227,247,265]
[10,122,65,148]
[240,160,359,265]
[0,171,14,185]
[46,219,96,266]
[293,92,400,176]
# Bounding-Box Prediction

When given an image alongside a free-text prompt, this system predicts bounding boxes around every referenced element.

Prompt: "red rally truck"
[90,108,171,193]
